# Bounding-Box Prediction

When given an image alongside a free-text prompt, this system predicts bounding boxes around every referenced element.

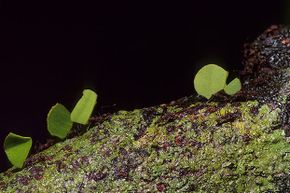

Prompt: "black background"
[0,1,288,171]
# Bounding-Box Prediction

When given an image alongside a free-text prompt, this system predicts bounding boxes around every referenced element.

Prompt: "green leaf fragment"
[71,89,97,125]
[224,78,241,95]
[4,132,32,168]
[194,64,228,99]
[47,103,73,139]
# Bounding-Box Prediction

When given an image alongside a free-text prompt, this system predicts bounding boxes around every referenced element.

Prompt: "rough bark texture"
[0,26,289,192]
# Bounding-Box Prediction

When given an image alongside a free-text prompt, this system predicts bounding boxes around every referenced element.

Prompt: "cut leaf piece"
[71,89,97,125]
[224,78,242,95]
[4,132,32,168]
[47,103,73,139]
[194,64,228,99]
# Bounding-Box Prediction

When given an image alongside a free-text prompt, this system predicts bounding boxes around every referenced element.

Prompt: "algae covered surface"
[0,99,289,192]
[0,26,289,192]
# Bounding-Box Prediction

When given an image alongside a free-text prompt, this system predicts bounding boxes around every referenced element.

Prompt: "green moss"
[0,99,289,192]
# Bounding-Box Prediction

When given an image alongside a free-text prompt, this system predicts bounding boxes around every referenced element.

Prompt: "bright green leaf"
[4,132,32,168]
[47,103,73,139]
[224,78,241,95]
[194,64,228,99]
[71,89,97,125]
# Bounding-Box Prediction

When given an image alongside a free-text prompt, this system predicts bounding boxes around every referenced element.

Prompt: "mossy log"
[0,25,289,192]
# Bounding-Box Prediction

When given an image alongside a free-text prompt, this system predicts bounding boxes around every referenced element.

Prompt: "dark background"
[0,1,288,171]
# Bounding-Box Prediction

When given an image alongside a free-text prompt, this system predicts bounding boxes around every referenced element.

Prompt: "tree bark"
[0,25,289,192]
